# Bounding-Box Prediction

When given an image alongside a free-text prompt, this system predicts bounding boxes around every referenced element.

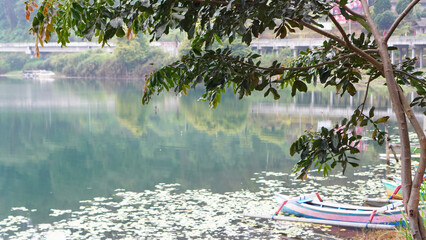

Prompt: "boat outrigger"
[244,192,412,230]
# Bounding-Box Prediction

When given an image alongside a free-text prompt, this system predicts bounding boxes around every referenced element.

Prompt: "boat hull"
[382,179,403,200]
[382,179,426,200]
[276,194,405,226]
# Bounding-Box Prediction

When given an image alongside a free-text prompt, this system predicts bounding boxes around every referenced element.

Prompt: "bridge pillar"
[293,46,309,58]
[398,47,403,64]
[414,44,426,69]
[391,50,395,64]
[263,46,273,54]
[25,46,32,55]
[394,44,409,65]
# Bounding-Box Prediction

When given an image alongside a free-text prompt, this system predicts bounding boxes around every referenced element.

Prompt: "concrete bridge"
[0,42,115,55]
[251,37,426,68]
[0,41,179,57]
[1,36,425,67]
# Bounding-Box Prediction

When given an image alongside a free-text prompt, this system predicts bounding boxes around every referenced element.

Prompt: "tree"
[373,0,392,15]
[396,0,412,14]
[26,0,426,238]
[375,10,398,30]
[373,0,397,30]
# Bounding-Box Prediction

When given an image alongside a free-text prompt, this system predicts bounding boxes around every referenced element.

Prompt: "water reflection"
[0,77,423,237]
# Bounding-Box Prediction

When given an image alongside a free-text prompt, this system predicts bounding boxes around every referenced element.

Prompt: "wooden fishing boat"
[382,179,426,200]
[274,193,405,226]
[382,179,403,200]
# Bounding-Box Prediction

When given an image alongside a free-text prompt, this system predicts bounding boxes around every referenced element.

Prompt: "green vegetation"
[374,10,398,30]
[0,34,172,78]
[373,0,397,30]
[47,35,172,78]
[373,0,392,15]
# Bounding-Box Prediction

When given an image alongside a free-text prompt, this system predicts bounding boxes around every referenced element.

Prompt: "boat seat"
[296,199,313,204]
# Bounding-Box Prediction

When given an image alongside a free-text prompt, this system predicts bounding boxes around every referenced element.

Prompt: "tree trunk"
[377,41,426,240]
[360,1,426,238]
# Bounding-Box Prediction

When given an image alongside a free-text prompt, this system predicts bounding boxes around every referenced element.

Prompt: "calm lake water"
[0,77,423,239]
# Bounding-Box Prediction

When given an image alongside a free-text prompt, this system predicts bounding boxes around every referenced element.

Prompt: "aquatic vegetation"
[0,164,389,239]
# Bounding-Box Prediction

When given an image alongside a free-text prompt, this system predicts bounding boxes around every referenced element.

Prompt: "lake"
[0,77,422,239]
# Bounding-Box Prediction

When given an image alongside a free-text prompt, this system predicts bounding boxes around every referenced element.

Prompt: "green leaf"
[372,129,378,140]
[375,116,390,123]
[116,27,125,37]
[84,25,96,40]
[293,80,308,94]
[214,34,223,45]
[290,142,296,156]
[155,22,168,38]
[264,88,271,97]
[348,162,359,167]
[319,68,331,83]
[369,107,375,118]
[270,88,280,100]
[347,82,356,96]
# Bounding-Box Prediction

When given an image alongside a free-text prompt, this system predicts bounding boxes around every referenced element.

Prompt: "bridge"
[251,37,426,68]
[0,41,179,57]
[1,36,425,67]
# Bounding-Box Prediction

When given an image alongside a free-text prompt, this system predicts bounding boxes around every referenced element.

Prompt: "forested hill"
[0,0,34,42]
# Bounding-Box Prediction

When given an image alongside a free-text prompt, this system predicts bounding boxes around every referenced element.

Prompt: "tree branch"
[219,51,372,72]
[296,20,347,46]
[328,13,352,46]
[384,0,420,42]
[300,17,383,71]
[394,69,426,86]
[334,0,366,19]
[360,77,372,114]
[342,5,365,19]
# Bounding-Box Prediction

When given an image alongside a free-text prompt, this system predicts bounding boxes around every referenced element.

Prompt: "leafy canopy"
[27,0,425,179]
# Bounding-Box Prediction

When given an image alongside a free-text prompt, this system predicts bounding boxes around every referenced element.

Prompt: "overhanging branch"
[334,0,366,19]
[394,69,426,86]
[385,0,420,42]
[296,20,347,46]
[220,52,360,72]
[328,13,351,46]
[342,5,365,19]
[306,14,383,71]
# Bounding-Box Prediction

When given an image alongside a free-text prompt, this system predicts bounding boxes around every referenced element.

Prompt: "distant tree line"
[373,0,426,33]
[0,32,293,78]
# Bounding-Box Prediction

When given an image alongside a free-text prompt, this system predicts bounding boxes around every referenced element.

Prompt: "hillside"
[0,0,35,42]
